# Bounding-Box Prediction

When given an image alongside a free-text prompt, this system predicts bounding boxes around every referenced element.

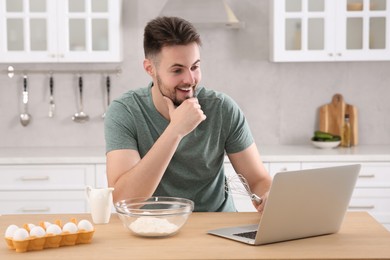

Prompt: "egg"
[42,221,51,229]
[27,223,35,230]
[77,219,94,231]
[29,226,46,237]
[62,222,78,234]
[12,228,29,241]
[5,224,19,238]
[46,224,62,235]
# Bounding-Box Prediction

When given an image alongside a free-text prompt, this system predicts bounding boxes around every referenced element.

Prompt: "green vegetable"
[312,131,341,142]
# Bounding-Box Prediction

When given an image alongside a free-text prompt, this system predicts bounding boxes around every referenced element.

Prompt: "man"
[105,16,271,212]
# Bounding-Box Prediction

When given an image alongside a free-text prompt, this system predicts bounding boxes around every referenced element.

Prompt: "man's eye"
[191,65,200,71]
[172,69,182,74]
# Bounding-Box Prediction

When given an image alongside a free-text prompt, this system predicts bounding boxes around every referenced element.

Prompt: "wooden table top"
[1,212,390,259]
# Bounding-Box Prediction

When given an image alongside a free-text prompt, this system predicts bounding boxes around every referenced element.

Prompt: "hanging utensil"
[72,76,89,123]
[20,75,31,126]
[102,75,111,119]
[48,74,55,117]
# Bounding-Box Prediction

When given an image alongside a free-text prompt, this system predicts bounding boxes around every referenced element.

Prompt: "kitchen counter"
[0,145,390,164]
[1,212,390,259]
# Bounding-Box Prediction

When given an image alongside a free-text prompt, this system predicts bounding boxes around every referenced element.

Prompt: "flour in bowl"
[129,216,179,236]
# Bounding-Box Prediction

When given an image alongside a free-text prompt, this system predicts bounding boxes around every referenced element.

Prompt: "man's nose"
[183,69,195,85]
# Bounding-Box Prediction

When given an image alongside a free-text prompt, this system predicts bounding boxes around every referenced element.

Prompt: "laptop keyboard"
[233,231,257,240]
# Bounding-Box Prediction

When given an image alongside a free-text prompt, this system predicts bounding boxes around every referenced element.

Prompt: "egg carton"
[4,219,94,253]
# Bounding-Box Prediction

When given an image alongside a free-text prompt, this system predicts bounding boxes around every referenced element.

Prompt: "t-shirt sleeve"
[104,100,138,153]
[222,95,254,154]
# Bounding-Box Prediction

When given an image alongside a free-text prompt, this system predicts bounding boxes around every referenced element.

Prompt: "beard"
[156,73,197,107]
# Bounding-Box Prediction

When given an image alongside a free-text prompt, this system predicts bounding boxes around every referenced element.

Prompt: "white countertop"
[0,145,389,165]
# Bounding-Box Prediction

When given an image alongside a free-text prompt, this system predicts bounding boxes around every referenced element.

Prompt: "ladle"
[102,75,110,119]
[20,75,31,126]
[72,76,89,123]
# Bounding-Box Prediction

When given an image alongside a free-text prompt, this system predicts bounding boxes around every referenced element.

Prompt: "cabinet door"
[0,191,87,214]
[336,0,390,61]
[95,164,108,188]
[57,0,122,62]
[0,164,95,190]
[269,162,301,177]
[0,0,58,62]
[271,0,335,61]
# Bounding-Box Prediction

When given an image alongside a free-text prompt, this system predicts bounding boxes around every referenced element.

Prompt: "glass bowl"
[114,197,194,237]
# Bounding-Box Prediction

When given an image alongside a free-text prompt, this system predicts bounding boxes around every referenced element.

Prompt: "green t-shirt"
[104,84,254,212]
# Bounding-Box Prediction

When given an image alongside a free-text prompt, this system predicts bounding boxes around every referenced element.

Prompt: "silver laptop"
[208,164,361,245]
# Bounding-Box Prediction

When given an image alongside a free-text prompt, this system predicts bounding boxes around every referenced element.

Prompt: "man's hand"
[253,191,269,214]
[164,97,206,137]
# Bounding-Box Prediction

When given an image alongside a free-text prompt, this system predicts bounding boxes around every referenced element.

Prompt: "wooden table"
[1,212,390,259]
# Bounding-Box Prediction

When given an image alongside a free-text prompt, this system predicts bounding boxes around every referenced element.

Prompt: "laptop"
[208,164,361,245]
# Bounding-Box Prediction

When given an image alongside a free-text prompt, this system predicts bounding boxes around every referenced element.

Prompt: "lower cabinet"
[0,191,87,214]
[0,164,95,214]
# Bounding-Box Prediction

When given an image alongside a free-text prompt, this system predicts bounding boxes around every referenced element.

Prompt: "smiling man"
[104,16,271,212]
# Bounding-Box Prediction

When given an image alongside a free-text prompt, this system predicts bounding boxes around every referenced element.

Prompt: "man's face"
[153,42,201,106]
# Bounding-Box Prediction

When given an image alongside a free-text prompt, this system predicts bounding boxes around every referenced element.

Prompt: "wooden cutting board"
[319,94,358,145]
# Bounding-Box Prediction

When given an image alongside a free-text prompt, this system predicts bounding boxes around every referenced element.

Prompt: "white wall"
[0,0,389,148]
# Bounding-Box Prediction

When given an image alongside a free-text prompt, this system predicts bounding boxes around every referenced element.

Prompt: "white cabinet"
[270,0,390,62]
[0,0,122,63]
[0,164,95,214]
[269,162,301,177]
[95,164,108,188]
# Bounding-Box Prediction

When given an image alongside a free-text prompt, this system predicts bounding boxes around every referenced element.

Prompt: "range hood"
[160,0,244,29]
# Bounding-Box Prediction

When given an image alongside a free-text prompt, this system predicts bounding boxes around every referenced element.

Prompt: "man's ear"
[143,59,154,76]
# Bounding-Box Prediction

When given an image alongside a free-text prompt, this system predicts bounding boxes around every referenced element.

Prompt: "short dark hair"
[143,16,202,60]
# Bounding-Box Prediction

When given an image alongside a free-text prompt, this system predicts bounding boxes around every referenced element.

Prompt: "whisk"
[225,174,263,205]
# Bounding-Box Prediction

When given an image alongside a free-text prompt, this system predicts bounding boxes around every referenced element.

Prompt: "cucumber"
[314,131,334,140]
[313,131,341,142]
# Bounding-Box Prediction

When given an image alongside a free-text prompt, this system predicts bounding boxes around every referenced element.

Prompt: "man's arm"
[227,143,272,212]
[106,97,206,202]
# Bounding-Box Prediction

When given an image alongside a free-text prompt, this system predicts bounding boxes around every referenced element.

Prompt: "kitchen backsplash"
[0,0,389,148]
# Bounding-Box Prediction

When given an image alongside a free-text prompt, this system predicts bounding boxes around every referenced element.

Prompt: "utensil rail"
[3,66,122,78]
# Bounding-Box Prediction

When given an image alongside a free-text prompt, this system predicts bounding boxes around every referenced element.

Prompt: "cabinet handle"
[348,205,375,210]
[337,53,342,56]
[328,53,333,57]
[358,174,375,178]
[21,207,50,212]
[280,167,288,172]
[20,176,50,181]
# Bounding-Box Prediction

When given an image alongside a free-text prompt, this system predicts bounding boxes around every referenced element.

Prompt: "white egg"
[26,223,35,231]
[77,219,94,231]
[46,224,62,235]
[29,226,46,237]
[62,222,78,234]
[5,224,19,238]
[12,228,29,241]
[42,221,51,229]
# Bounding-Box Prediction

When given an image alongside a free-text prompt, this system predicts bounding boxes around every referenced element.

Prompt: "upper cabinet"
[270,0,390,62]
[0,0,122,63]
